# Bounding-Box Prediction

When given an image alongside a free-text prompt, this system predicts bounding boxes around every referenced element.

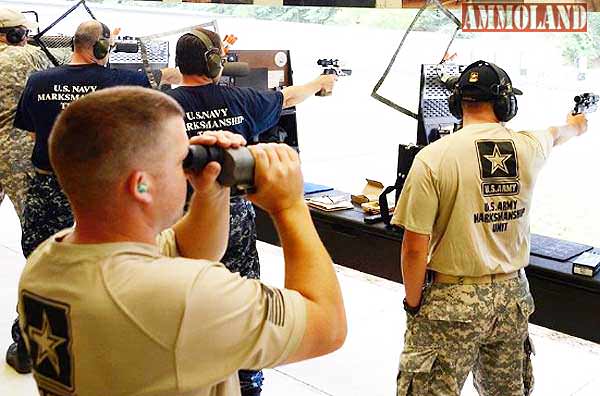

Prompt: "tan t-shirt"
[391,123,553,276]
[18,228,306,396]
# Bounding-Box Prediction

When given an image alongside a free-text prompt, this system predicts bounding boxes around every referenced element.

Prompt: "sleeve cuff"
[390,220,432,236]
[273,289,306,366]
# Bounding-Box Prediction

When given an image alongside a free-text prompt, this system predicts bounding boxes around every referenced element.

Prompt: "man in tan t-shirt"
[392,60,588,395]
[17,86,346,396]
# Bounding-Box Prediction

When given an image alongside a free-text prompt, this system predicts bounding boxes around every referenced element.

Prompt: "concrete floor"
[1,199,600,395]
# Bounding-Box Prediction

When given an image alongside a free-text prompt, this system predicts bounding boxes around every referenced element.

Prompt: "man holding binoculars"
[16,86,346,396]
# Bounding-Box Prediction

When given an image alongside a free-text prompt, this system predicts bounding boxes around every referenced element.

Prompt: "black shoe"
[5,342,32,374]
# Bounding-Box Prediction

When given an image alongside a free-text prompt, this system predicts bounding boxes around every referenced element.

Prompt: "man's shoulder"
[167,84,214,98]
[78,65,145,85]
[510,128,553,159]
[109,67,146,81]
[510,128,550,140]
[108,252,210,276]
[0,45,46,74]
[220,85,265,100]
[166,85,196,99]
[0,43,42,62]
[417,133,457,162]
[26,64,65,81]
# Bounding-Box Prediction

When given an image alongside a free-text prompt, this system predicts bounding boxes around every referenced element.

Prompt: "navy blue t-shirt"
[167,84,284,141]
[14,64,150,171]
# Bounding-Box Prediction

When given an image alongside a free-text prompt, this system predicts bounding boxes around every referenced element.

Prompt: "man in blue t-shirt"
[12,19,179,372]
[168,29,336,142]
[167,27,336,396]
[15,19,179,257]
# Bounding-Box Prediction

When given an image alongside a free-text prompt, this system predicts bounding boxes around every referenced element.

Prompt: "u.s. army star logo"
[476,140,520,196]
[21,290,75,395]
[484,144,512,175]
[29,310,66,376]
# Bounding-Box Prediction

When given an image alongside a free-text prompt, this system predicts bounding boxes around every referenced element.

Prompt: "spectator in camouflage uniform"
[0,7,71,375]
[0,8,68,225]
[391,60,589,395]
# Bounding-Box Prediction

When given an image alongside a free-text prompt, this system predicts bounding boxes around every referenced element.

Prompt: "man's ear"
[128,171,152,204]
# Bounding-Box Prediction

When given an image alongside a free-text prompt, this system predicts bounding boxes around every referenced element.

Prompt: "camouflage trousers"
[0,129,34,224]
[397,273,535,396]
[221,196,260,280]
[221,197,262,394]
[21,173,73,258]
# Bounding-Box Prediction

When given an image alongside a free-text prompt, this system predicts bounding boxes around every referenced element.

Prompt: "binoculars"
[183,145,255,194]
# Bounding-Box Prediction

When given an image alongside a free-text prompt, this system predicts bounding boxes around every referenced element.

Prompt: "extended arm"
[281,74,336,108]
[549,112,588,146]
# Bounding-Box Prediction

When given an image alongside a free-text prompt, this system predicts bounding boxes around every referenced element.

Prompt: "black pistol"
[572,93,598,115]
[316,58,352,97]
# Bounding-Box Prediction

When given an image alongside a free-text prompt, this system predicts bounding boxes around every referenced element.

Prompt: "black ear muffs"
[448,86,462,119]
[188,29,222,79]
[447,61,518,122]
[485,63,518,122]
[2,27,28,45]
[491,87,518,122]
[92,22,111,60]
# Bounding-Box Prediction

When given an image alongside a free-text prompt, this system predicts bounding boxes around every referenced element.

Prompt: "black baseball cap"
[457,60,523,101]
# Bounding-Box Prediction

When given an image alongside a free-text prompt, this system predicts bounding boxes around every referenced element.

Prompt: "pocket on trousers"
[396,348,437,396]
[417,285,478,323]
[516,293,535,320]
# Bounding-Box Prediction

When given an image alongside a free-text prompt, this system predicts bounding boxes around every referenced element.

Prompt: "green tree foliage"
[411,7,458,32]
[197,5,338,24]
[332,8,415,30]
[561,13,600,65]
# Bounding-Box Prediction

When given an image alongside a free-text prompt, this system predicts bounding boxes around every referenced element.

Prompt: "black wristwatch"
[403,298,421,316]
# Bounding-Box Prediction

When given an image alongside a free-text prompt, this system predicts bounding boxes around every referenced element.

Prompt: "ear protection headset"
[93,22,111,60]
[186,29,223,79]
[0,26,28,45]
[71,21,111,60]
[448,61,518,122]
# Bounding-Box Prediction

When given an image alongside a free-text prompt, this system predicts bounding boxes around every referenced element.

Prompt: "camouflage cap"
[0,8,38,30]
